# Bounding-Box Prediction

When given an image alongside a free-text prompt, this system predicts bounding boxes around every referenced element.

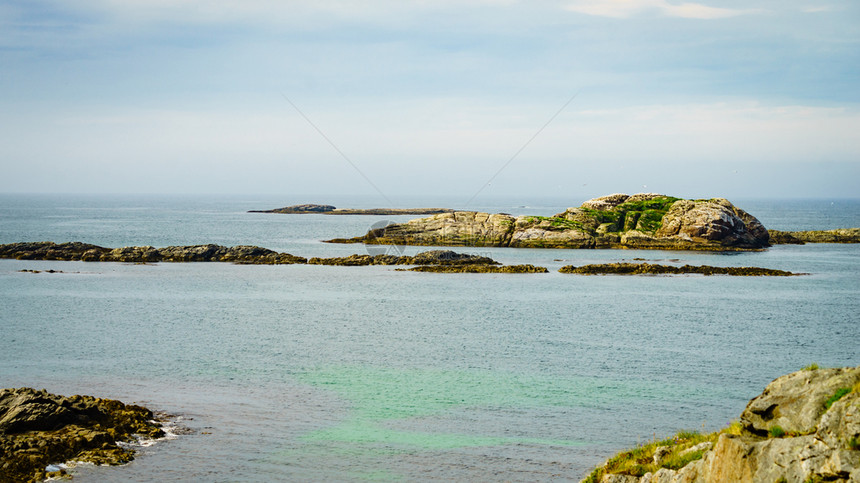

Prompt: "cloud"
[565,0,759,19]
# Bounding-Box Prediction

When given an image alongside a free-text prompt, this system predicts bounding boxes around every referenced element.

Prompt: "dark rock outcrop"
[327,194,772,251]
[583,366,860,483]
[559,263,799,276]
[0,388,165,483]
[769,228,860,244]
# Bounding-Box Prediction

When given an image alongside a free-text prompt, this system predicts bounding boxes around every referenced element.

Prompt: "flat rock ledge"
[249,204,454,215]
[583,365,860,483]
[769,229,860,245]
[327,193,773,251]
[0,387,165,483]
[559,263,800,276]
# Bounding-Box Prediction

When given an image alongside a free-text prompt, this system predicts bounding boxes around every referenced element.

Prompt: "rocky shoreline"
[0,388,166,483]
[584,365,860,483]
[249,204,454,216]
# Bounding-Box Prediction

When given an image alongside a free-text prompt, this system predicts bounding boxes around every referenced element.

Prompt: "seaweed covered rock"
[559,263,798,276]
[308,250,498,266]
[0,242,109,261]
[0,387,165,483]
[0,242,307,264]
[329,194,771,251]
[582,366,860,483]
[404,264,548,273]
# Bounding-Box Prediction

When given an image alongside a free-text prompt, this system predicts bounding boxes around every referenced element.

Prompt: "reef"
[0,242,307,264]
[403,264,549,273]
[249,204,454,215]
[0,387,165,483]
[326,193,772,251]
[583,365,860,483]
[0,243,546,273]
[0,242,306,264]
[558,263,800,276]
[307,250,497,266]
[769,228,860,245]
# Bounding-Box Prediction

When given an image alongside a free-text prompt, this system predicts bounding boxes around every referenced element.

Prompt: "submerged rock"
[582,366,860,483]
[0,387,165,483]
[328,193,773,251]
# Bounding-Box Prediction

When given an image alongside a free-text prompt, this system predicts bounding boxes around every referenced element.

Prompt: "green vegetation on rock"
[824,388,851,410]
[582,428,725,483]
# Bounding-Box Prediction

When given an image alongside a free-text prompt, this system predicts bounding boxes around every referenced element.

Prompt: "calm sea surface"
[0,194,858,482]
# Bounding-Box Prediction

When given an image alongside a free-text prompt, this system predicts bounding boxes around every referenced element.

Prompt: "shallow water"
[0,194,858,481]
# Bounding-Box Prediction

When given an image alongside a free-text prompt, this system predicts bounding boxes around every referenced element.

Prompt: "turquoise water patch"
[294,366,689,449]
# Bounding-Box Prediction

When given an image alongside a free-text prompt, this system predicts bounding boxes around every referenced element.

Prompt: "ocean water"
[0,194,858,482]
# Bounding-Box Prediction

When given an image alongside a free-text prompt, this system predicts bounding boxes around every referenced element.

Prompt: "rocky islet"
[326,193,859,251]
[248,204,454,216]
[326,193,774,250]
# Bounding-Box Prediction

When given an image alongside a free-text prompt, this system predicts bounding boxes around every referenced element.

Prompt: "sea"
[0,194,858,482]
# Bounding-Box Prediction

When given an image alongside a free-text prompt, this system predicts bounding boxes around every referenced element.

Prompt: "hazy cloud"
[565,0,759,19]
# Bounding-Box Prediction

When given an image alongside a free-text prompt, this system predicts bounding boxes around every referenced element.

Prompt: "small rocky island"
[327,193,772,251]
[249,204,454,216]
[327,193,860,250]
[0,387,165,482]
[584,365,860,483]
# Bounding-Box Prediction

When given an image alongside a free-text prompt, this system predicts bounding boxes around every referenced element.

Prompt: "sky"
[1,0,859,202]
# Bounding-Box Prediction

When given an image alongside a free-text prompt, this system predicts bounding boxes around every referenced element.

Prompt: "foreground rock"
[249,204,454,215]
[769,228,860,244]
[327,193,772,251]
[0,388,165,483]
[583,365,860,483]
[559,263,800,276]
